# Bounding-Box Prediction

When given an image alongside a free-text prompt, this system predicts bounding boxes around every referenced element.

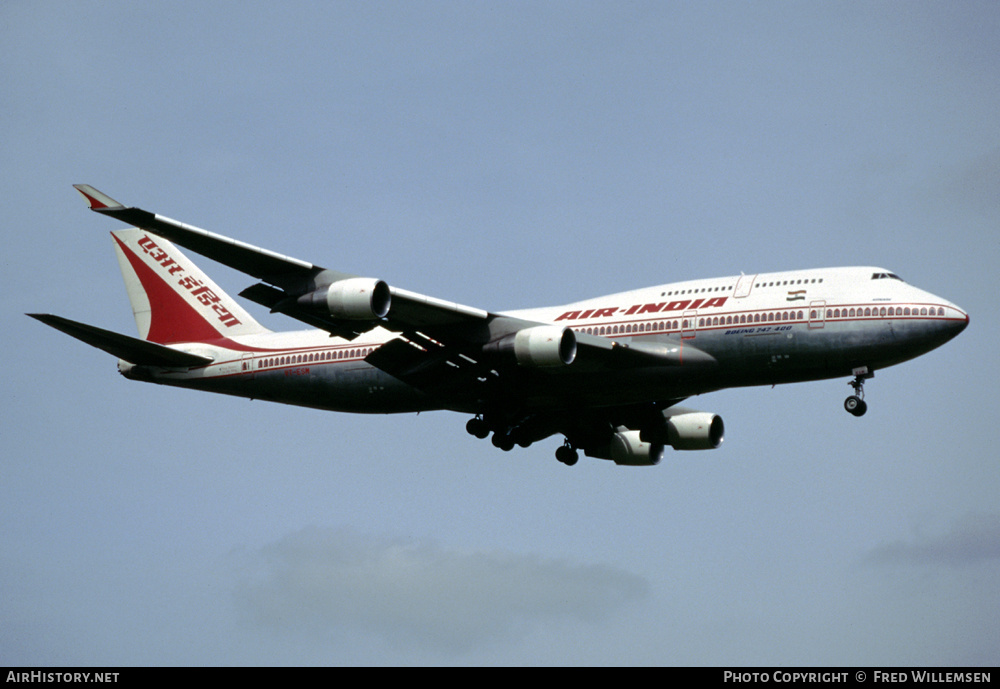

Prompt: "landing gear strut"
[844,367,874,417]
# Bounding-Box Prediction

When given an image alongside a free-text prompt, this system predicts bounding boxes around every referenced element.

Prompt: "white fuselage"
[121,266,968,415]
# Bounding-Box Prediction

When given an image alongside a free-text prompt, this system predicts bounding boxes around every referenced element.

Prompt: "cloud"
[864,512,1000,567]
[232,526,650,653]
[951,147,1000,216]
[921,146,1000,220]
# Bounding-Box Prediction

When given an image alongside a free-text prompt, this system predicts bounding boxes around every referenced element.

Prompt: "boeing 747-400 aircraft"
[30,185,969,466]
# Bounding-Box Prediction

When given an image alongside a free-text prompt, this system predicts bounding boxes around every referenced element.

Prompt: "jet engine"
[639,410,725,450]
[585,430,664,466]
[297,277,392,320]
[664,411,725,450]
[483,325,577,367]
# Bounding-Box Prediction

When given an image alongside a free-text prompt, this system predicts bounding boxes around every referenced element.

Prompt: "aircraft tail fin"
[110,228,270,344]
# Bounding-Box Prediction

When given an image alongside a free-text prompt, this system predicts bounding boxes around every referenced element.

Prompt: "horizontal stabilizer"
[27,314,213,367]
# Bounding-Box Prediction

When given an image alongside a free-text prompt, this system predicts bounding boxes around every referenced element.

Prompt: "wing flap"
[365,333,496,402]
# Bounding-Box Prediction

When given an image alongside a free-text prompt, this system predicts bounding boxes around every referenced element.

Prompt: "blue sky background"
[3,2,998,665]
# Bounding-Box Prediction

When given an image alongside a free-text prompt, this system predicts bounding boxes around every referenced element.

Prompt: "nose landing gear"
[844,367,874,417]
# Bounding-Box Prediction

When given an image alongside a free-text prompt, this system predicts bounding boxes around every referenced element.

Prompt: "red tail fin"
[111,229,269,344]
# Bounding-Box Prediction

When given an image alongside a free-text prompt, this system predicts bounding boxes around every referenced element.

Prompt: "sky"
[2,1,998,666]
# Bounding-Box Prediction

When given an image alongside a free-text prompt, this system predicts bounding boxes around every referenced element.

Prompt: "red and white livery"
[29,185,969,466]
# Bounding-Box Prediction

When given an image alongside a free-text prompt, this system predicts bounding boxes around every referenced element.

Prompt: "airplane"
[28,185,969,467]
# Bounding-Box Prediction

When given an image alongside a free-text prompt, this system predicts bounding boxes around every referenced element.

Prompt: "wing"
[73,185,497,338]
[73,186,714,407]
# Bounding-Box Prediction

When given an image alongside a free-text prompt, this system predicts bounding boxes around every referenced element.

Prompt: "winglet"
[73,184,124,210]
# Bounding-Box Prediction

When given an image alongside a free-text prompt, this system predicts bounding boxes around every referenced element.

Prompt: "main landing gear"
[844,367,874,417]
[465,416,490,439]
[464,416,528,453]
[466,415,580,466]
[555,442,579,466]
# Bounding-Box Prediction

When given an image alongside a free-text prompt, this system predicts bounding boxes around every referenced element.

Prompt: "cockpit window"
[871,272,904,282]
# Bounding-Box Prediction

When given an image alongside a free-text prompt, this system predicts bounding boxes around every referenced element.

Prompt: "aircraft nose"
[952,307,969,334]
[899,301,969,359]
[938,303,969,342]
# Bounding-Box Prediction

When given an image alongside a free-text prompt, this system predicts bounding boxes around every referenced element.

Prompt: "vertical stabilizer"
[111,228,270,344]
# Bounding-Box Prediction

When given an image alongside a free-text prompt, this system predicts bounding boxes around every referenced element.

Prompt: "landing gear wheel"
[511,427,533,449]
[555,444,579,466]
[844,395,867,417]
[492,432,515,452]
[466,417,490,439]
[844,368,874,417]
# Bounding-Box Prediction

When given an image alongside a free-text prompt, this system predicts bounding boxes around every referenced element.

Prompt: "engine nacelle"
[298,277,391,320]
[610,430,664,466]
[515,325,577,367]
[585,430,664,466]
[484,325,577,367]
[664,412,725,450]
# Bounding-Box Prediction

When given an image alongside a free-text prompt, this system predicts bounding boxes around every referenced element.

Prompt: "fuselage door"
[682,310,697,339]
[734,274,756,298]
[809,300,827,329]
[241,352,255,378]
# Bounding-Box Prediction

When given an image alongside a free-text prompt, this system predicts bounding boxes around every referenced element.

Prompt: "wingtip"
[27,313,67,327]
[73,184,124,210]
